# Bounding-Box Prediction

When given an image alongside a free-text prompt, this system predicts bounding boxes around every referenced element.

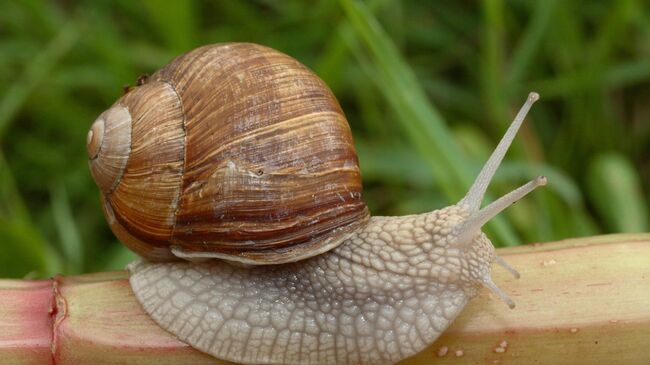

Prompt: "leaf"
[51,184,84,273]
[0,20,78,137]
[99,244,138,272]
[0,220,60,278]
[142,0,198,52]
[587,152,649,232]
[338,0,520,245]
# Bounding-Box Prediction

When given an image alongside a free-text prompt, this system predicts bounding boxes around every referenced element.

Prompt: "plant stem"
[1,233,649,364]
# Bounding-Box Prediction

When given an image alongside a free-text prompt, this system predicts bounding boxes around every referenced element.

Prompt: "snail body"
[129,206,492,365]
[88,43,545,365]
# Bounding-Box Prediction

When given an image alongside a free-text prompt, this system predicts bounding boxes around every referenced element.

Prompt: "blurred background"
[0,1,648,278]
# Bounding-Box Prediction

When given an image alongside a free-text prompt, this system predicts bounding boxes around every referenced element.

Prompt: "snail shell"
[87,43,369,264]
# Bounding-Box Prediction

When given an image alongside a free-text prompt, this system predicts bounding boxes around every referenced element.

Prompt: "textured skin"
[129,204,496,365]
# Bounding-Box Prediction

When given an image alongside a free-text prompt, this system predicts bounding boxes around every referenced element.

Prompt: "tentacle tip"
[528,91,540,102]
[536,175,548,186]
[495,256,520,279]
[482,275,517,309]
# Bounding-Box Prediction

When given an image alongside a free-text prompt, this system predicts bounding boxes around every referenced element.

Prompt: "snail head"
[449,92,545,308]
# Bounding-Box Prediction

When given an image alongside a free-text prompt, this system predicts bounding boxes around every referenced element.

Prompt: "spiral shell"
[87,43,369,264]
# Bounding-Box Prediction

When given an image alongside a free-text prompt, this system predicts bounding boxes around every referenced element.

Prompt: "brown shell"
[88,43,369,264]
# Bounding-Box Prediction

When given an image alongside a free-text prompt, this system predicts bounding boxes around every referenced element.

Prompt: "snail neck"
[334,206,494,288]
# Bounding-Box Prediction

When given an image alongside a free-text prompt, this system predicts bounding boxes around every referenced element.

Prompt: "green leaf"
[338,0,469,197]
[0,151,29,221]
[0,20,78,137]
[0,147,62,278]
[338,0,520,245]
[0,220,61,278]
[507,0,558,88]
[99,244,137,272]
[142,0,198,52]
[356,139,435,187]
[51,184,84,273]
[587,152,649,232]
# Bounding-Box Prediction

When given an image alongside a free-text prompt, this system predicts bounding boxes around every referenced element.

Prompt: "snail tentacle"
[459,92,540,211]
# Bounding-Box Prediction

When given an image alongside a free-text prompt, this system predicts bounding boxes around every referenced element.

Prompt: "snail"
[87,43,545,365]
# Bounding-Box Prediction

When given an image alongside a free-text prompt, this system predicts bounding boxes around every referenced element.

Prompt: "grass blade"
[507,0,558,88]
[0,21,78,137]
[587,152,649,232]
[338,0,520,245]
[142,0,198,52]
[51,184,84,273]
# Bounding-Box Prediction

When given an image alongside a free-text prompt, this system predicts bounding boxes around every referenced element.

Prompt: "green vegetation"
[0,1,648,278]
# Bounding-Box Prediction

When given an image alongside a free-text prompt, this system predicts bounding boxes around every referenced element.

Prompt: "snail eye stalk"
[459,92,540,212]
[456,176,547,245]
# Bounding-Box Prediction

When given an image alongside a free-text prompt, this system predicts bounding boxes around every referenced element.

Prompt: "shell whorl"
[92,81,186,261]
[87,105,132,194]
